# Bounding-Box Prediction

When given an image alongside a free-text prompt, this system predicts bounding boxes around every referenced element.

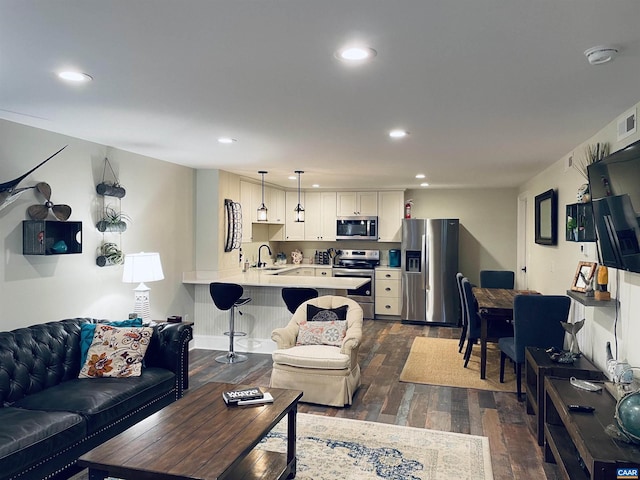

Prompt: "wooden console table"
[544,377,640,479]
[525,347,605,445]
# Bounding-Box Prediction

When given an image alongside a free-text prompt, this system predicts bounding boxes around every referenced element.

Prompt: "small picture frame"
[571,261,597,292]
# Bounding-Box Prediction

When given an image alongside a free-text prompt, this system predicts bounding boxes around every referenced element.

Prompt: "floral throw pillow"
[79,325,153,378]
[296,320,347,347]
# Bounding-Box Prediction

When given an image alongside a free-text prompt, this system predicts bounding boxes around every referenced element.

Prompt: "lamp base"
[133,282,152,324]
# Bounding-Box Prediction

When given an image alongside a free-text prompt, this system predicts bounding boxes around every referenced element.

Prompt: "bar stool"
[209,282,251,364]
[281,287,319,314]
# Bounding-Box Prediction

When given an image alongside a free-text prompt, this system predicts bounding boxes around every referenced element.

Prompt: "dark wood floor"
[188,319,561,480]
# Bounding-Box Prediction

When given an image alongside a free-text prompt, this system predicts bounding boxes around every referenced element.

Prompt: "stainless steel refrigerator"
[401,218,459,325]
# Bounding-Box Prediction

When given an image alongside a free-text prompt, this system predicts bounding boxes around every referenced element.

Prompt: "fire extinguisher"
[404,199,413,219]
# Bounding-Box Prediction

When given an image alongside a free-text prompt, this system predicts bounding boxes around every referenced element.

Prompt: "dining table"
[472,287,539,379]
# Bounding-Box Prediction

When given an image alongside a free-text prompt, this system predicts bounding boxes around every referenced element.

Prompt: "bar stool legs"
[209,282,252,364]
[216,297,251,364]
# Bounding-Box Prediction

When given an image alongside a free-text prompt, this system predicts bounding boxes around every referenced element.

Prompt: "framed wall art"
[571,261,597,292]
[535,189,557,245]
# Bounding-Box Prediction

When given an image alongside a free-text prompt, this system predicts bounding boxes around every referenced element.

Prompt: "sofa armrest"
[271,323,298,349]
[145,323,193,397]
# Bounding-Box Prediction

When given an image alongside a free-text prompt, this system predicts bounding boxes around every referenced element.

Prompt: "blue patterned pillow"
[79,318,143,366]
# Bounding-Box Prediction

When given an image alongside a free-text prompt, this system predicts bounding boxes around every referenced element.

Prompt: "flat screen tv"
[587,138,640,274]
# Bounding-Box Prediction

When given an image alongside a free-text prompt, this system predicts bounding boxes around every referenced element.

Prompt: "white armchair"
[270,295,363,407]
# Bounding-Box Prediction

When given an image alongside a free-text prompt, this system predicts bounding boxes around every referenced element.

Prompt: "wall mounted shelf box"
[23,220,82,255]
[565,203,596,242]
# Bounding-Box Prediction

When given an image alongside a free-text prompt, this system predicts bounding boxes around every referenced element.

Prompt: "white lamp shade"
[122,252,164,283]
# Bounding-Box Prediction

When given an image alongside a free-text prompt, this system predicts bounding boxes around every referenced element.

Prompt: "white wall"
[0,120,196,330]
[519,101,640,372]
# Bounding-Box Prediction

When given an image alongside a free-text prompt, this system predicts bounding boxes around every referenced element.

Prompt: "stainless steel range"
[332,249,379,319]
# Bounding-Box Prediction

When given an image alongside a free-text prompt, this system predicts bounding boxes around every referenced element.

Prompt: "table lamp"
[122,252,164,324]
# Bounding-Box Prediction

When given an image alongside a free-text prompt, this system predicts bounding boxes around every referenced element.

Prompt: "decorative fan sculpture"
[0,145,67,212]
[27,182,72,221]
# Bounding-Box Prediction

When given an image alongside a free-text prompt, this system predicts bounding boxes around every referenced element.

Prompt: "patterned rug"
[69,413,493,480]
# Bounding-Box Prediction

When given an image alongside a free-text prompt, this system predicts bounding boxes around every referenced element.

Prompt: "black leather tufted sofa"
[0,318,193,480]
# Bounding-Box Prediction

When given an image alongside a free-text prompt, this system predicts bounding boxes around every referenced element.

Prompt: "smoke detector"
[584,46,618,65]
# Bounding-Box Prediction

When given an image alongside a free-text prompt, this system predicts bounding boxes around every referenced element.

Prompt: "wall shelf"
[566,290,615,307]
[565,203,596,242]
[23,220,82,255]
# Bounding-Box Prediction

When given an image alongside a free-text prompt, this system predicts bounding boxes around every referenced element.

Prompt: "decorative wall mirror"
[535,189,557,245]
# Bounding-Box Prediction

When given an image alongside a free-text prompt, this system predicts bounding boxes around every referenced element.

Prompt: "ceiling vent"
[584,46,618,65]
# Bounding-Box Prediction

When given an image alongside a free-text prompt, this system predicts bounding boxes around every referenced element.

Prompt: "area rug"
[399,337,517,392]
[69,413,493,480]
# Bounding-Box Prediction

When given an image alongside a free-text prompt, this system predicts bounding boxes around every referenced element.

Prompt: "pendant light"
[294,170,305,222]
[257,171,268,222]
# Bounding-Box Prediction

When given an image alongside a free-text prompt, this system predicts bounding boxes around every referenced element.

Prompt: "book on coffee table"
[222,386,264,404]
[235,392,274,406]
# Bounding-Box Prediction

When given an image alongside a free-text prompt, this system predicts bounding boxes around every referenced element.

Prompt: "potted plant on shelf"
[96,206,131,233]
[567,216,578,241]
[96,242,124,267]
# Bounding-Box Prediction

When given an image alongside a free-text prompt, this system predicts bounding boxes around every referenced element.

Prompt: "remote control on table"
[567,404,595,412]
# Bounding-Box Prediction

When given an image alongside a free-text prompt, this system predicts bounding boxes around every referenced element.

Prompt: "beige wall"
[519,101,640,371]
[406,188,518,286]
[0,119,196,330]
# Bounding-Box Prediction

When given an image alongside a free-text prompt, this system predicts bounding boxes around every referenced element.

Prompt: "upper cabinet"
[377,191,404,242]
[336,191,378,216]
[265,186,285,224]
[285,190,305,241]
[304,191,337,241]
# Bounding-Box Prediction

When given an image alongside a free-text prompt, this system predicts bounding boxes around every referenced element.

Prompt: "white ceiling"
[2,1,640,190]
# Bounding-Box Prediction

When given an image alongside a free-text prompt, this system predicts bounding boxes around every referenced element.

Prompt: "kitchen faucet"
[258,244,272,268]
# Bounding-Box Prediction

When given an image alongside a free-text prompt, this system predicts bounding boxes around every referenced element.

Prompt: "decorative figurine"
[561,318,585,356]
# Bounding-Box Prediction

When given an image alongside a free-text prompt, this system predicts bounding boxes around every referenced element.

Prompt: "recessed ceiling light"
[584,45,618,65]
[415,174,426,179]
[312,184,320,188]
[217,137,236,144]
[335,46,377,61]
[389,130,409,138]
[57,71,93,83]
[288,175,297,180]
[420,182,429,187]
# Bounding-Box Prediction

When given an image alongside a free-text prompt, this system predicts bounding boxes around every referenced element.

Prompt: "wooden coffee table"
[78,382,303,480]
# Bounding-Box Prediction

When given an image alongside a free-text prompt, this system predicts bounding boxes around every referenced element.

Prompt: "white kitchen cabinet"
[279,267,315,276]
[285,191,305,241]
[266,186,285,224]
[240,180,259,242]
[377,191,404,242]
[304,191,337,241]
[314,266,332,277]
[336,191,378,216]
[375,268,401,316]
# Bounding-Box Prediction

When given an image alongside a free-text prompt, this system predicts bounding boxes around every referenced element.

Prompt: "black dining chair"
[498,295,571,400]
[462,277,513,368]
[480,270,515,289]
[281,287,319,314]
[455,273,468,353]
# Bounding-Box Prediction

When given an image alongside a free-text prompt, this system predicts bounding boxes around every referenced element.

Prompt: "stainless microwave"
[336,216,378,241]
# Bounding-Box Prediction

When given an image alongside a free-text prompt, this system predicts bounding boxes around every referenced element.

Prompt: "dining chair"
[455,273,468,353]
[461,277,513,368]
[498,295,571,400]
[480,270,515,289]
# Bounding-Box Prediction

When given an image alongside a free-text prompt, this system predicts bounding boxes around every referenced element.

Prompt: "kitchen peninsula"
[183,265,368,354]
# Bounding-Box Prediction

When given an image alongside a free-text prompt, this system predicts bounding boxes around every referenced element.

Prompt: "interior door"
[517,193,528,289]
